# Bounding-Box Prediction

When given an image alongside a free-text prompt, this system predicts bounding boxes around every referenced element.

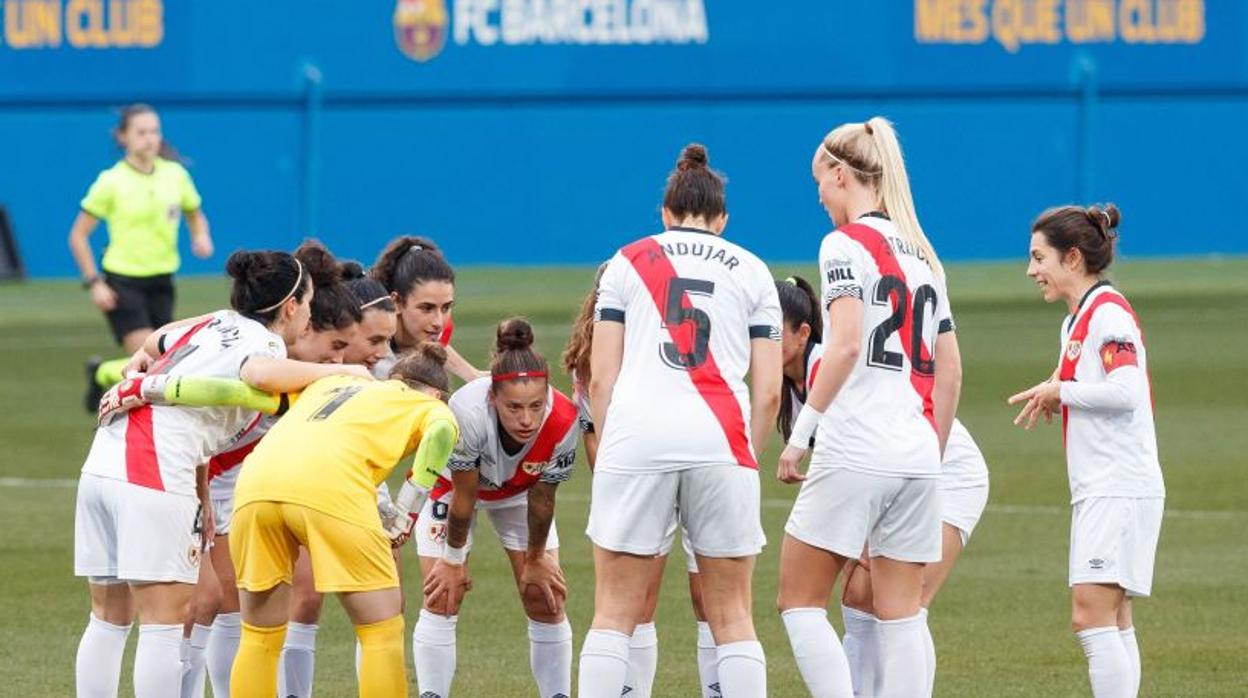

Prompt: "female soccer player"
[371,235,481,381]
[74,248,368,698]
[412,318,578,698]
[187,243,364,698]
[579,144,783,698]
[1009,204,1164,698]
[69,104,214,408]
[775,117,961,697]
[775,275,989,696]
[228,344,459,698]
[562,268,715,698]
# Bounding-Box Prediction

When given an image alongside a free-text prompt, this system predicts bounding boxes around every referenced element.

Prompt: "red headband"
[492,370,548,383]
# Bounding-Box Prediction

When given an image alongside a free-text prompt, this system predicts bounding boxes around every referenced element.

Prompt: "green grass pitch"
[1,258,1247,696]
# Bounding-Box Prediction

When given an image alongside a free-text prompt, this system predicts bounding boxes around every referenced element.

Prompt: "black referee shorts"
[101,272,175,345]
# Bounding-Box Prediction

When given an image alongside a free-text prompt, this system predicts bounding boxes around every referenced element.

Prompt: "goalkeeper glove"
[385,478,430,547]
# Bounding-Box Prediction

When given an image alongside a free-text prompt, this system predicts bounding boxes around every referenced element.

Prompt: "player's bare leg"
[77,581,135,697]
[578,546,655,698]
[412,553,467,698]
[338,587,406,698]
[232,584,291,698]
[182,556,222,698]
[695,554,765,698]
[279,548,323,698]
[777,533,853,698]
[130,581,195,698]
[1073,583,1132,697]
[507,548,572,698]
[621,554,667,698]
[206,534,241,697]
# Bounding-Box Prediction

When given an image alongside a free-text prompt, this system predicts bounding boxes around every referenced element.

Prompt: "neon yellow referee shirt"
[80,157,203,277]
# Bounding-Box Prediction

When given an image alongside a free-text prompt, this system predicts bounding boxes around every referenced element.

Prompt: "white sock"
[920,608,936,697]
[624,621,658,698]
[1120,626,1140,697]
[180,623,212,698]
[840,605,878,697]
[355,638,363,677]
[413,610,458,698]
[277,622,318,698]
[875,613,927,698]
[134,624,184,698]
[206,611,241,698]
[715,640,767,698]
[76,613,131,698]
[528,618,573,698]
[1078,626,1132,698]
[696,621,721,698]
[781,608,853,698]
[576,628,630,698]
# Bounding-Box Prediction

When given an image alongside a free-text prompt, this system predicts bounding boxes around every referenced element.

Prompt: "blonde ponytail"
[821,117,943,277]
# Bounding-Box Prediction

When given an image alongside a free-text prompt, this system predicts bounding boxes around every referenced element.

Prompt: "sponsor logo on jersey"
[394,0,449,62]
[1066,340,1082,361]
[522,460,547,475]
[826,266,855,283]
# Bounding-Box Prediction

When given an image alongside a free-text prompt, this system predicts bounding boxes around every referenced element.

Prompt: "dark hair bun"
[1086,204,1121,238]
[341,260,366,280]
[677,143,709,172]
[496,318,535,353]
[293,239,342,287]
[417,341,448,366]
[225,250,259,280]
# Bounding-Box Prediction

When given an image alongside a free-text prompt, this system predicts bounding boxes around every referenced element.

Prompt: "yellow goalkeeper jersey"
[235,375,457,529]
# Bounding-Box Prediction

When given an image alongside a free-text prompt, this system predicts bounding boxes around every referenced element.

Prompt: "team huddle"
[70,116,1164,698]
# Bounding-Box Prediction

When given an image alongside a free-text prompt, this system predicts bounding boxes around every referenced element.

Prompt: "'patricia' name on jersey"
[657,239,741,271]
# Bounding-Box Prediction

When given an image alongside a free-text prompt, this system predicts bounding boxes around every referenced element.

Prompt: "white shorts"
[1069,497,1164,597]
[414,492,560,559]
[587,465,765,559]
[940,482,989,547]
[785,468,942,563]
[74,473,202,584]
[656,516,699,574]
[212,495,234,536]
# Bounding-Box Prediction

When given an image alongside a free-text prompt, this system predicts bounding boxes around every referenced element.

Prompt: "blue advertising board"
[0,1,1244,276]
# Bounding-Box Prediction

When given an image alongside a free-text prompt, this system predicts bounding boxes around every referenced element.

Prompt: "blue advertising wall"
[1,0,1244,277]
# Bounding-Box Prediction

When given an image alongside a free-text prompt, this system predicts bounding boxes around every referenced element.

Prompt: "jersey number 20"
[867,275,937,376]
[661,277,715,370]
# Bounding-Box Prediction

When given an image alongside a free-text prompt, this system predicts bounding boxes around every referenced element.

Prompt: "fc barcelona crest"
[1065,340,1082,361]
[394,0,448,62]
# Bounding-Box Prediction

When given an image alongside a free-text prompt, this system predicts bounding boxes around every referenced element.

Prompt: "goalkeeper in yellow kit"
[110,342,457,697]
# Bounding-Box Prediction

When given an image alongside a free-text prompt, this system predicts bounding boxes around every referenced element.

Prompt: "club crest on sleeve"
[522,460,547,476]
[1065,340,1082,361]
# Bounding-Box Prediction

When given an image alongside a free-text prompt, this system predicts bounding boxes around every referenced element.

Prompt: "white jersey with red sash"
[593,228,782,473]
[1058,282,1164,503]
[812,215,954,478]
[435,377,578,509]
[206,414,276,500]
[81,310,287,497]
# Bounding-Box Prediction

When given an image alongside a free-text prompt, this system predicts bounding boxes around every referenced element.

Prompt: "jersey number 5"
[867,275,937,376]
[661,277,715,371]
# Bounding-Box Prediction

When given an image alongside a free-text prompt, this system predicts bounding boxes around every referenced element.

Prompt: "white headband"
[821,143,882,177]
[360,295,390,310]
[257,259,304,313]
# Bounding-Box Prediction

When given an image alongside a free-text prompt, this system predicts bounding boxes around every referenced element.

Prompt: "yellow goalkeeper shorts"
[230,501,398,593]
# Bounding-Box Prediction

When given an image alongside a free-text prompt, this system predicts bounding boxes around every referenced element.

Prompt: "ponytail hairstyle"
[819,117,942,276]
[342,260,397,313]
[1031,203,1120,275]
[226,250,310,325]
[491,317,548,391]
[115,103,184,163]
[663,143,727,223]
[775,276,823,440]
[370,235,455,299]
[561,262,609,389]
[294,240,361,332]
[389,341,451,399]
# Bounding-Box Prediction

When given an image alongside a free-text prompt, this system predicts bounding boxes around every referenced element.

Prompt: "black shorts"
[102,272,175,345]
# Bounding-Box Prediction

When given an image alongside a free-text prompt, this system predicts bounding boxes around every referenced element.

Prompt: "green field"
[2,258,1247,696]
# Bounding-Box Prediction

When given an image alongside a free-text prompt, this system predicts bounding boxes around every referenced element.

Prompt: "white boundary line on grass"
[0,478,1237,520]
